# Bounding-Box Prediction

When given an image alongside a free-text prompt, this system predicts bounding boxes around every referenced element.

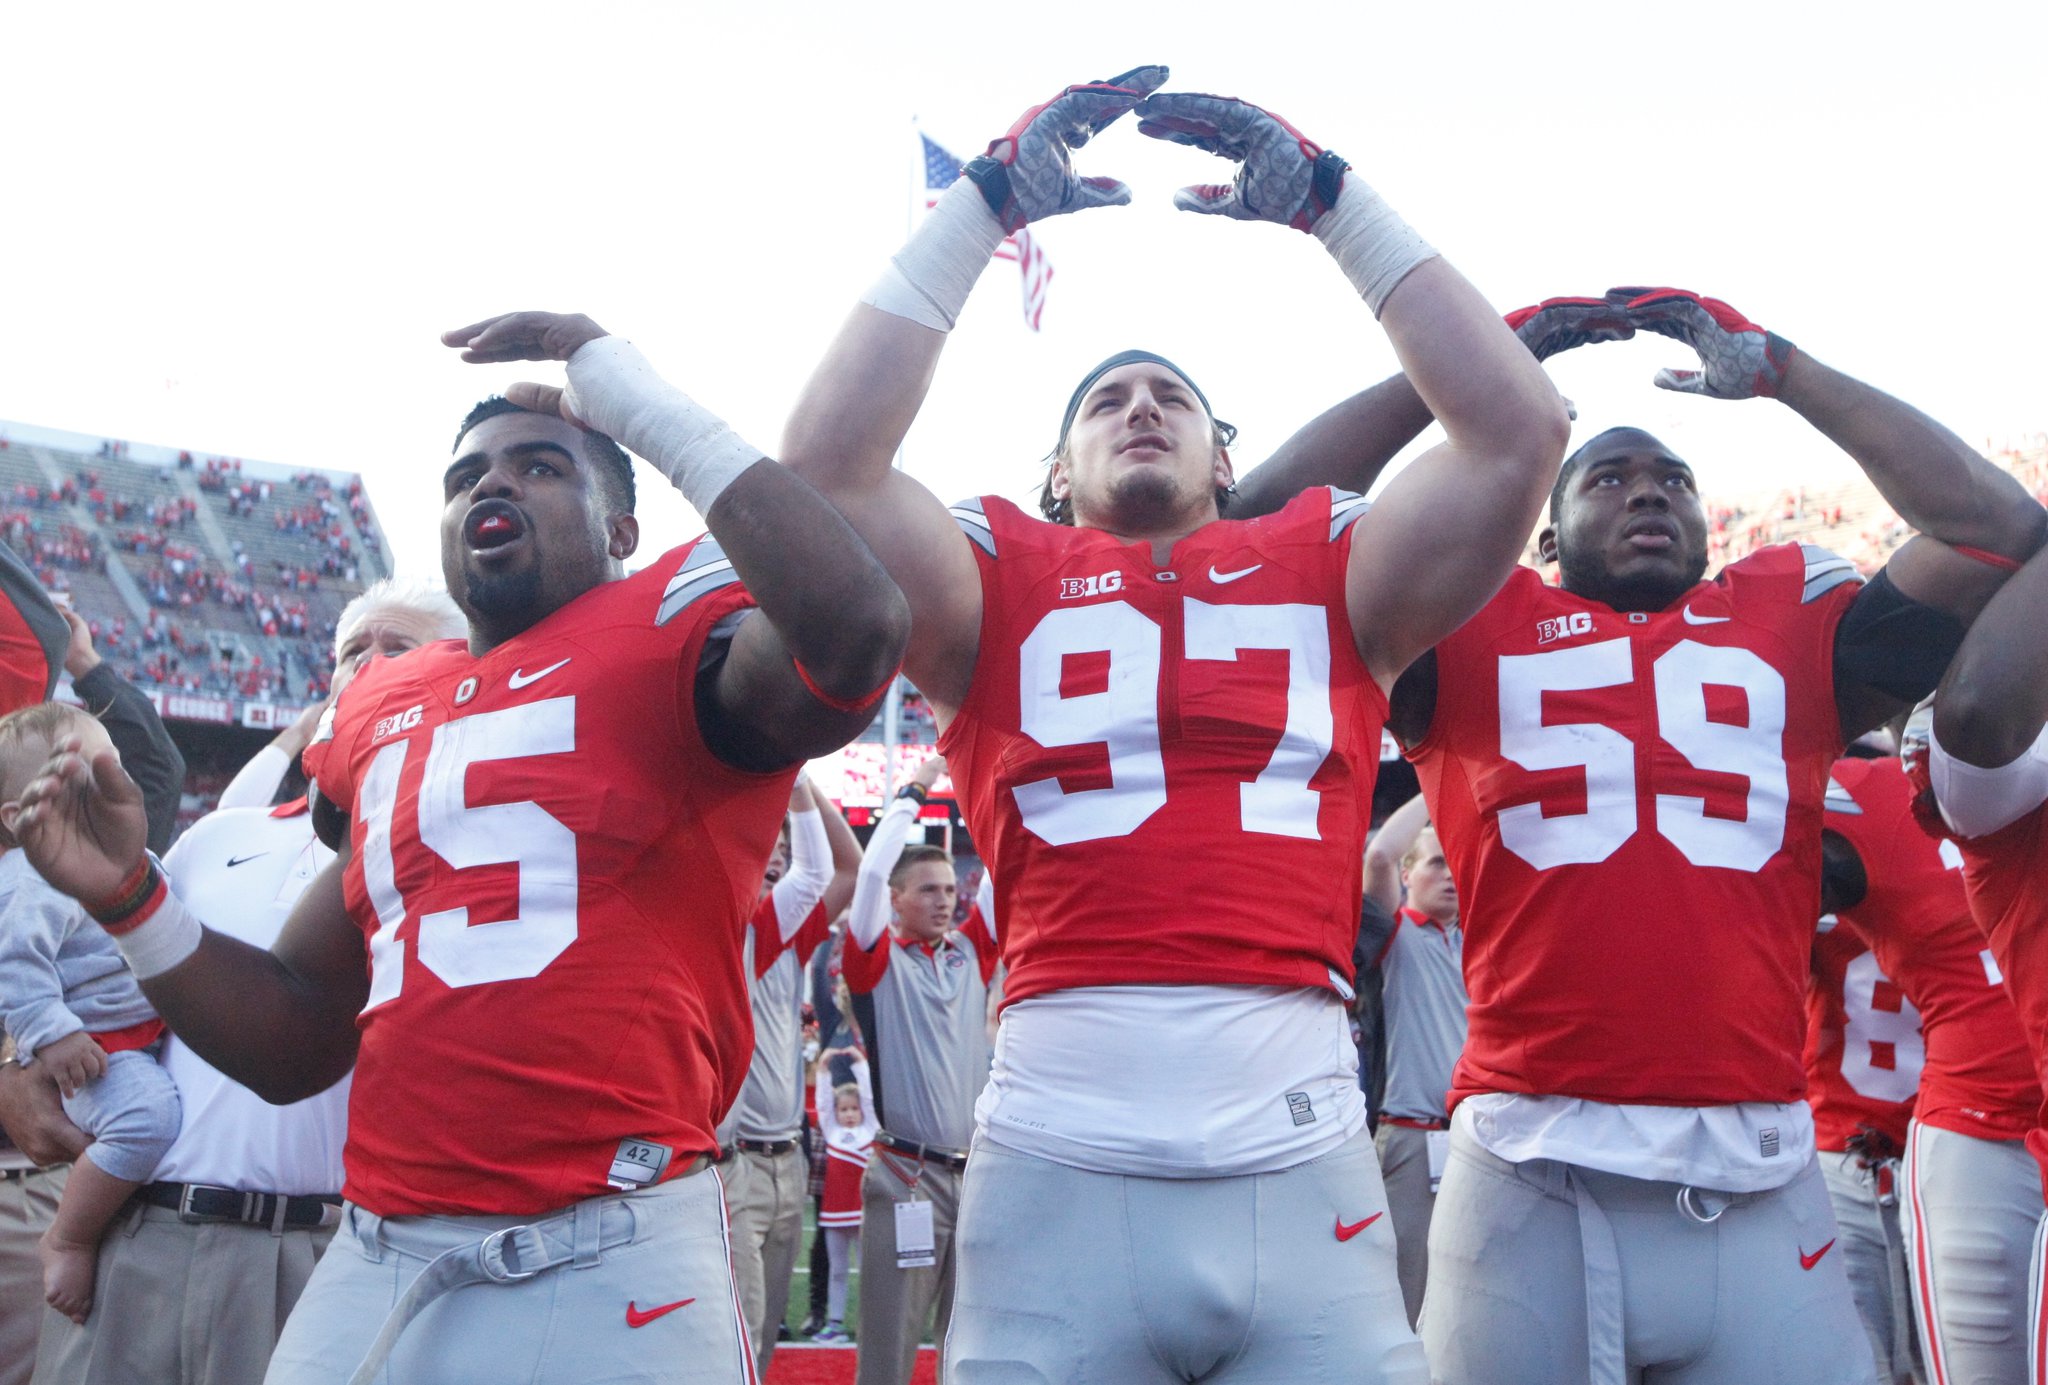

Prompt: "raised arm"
[845,758,941,950]
[770,778,833,943]
[64,610,184,854]
[216,695,326,811]
[1132,92,1569,685]
[1618,286,2046,613]
[780,66,1165,714]
[443,312,911,767]
[1362,792,1431,916]
[818,787,863,920]
[1925,544,2048,839]
[1231,298,1633,520]
[11,743,365,1102]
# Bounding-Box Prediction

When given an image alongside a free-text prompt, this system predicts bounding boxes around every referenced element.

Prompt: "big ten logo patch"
[1059,570,1124,600]
[372,705,424,742]
[1536,611,1594,645]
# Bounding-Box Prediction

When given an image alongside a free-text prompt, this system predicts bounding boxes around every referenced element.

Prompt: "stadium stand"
[0,420,392,829]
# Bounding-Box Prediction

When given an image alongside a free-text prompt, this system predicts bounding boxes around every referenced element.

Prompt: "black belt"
[0,1165,53,1183]
[141,1181,341,1230]
[875,1130,969,1172]
[733,1137,799,1157]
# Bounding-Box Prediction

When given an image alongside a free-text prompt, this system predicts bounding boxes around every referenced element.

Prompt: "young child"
[0,703,180,1322]
[812,1046,875,1344]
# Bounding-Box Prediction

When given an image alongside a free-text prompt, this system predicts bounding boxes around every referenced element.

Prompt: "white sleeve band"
[1311,177,1439,318]
[1930,722,2048,839]
[564,337,761,517]
[111,883,204,980]
[859,179,1008,332]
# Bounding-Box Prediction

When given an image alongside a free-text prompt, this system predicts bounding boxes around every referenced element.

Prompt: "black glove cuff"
[1311,148,1351,217]
[962,156,1013,223]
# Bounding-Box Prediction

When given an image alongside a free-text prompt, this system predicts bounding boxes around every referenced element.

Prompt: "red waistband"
[89,1018,167,1055]
[1380,1115,1449,1131]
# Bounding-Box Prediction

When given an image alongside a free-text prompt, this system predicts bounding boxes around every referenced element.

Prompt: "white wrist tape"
[110,884,203,980]
[565,338,761,516]
[1312,177,1438,317]
[860,179,1008,331]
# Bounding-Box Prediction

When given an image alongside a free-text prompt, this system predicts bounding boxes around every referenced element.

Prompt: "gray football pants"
[1818,1148,1921,1384]
[947,1128,1425,1384]
[262,1171,751,1385]
[1421,1121,1879,1384]
[1902,1120,2041,1385]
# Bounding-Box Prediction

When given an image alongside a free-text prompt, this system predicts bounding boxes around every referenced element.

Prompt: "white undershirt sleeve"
[771,808,830,942]
[1930,722,2048,839]
[215,744,292,811]
[976,869,997,944]
[847,796,919,951]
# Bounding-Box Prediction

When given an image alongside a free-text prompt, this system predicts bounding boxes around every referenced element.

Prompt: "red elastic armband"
[89,859,168,934]
[1955,545,2024,573]
[793,658,901,716]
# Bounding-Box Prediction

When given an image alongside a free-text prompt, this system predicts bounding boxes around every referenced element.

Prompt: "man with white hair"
[9,578,464,1385]
[213,580,466,812]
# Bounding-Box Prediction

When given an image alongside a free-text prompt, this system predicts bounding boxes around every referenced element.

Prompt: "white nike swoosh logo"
[507,657,572,689]
[1682,605,1729,625]
[1209,563,1262,585]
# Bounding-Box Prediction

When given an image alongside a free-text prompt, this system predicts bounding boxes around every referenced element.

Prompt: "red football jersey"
[1412,544,1860,1109]
[0,541,64,714]
[1826,756,2038,1140]
[1805,918,1919,1153]
[1945,801,2048,1195]
[314,541,795,1216]
[938,489,1383,1006]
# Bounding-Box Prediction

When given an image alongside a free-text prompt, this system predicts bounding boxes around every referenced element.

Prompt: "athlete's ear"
[1212,446,1236,494]
[1537,525,1560,564]
[1048,455,1073,502]
[608,513,639,562]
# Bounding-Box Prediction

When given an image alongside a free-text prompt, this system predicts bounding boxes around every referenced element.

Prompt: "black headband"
[1057,350,1231,450]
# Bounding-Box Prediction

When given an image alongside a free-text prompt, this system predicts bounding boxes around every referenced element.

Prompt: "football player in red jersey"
[1804,912,1923,1384]
[779,66,1568,1383]
[1229,287,2044,1382]
[1824,753,2043,1384]
[1916,536,2048,1385]
[6,311,910,1385]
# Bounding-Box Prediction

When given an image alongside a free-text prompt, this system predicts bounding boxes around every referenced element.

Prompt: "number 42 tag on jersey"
[894,1200,937,1269]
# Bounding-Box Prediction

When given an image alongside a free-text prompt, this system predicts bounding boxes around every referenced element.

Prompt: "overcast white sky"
[4,3,2042,579]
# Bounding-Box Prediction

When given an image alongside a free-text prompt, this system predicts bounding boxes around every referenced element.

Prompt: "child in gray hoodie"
[0,702,179,1323]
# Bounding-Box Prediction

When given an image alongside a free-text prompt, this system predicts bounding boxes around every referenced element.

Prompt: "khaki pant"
[1373,1122,1440,1327]
[31,1198,333,1385]
[731,1145,805,1378]
[0,1166,67,1385]
[856,1148,961,1385]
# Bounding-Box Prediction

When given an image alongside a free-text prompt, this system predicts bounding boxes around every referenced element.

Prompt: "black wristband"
[962,155,1014,224]
[896,784,930,806]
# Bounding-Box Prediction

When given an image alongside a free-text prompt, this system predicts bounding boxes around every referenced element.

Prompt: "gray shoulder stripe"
[656,544,742,627]
[950,498,996,556]
[1803,567,1862,603]
[1329,490,1372,540]
[1822,777,1863,814]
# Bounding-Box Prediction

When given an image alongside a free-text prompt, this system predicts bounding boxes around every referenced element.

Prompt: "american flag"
[923,134,1053,332]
